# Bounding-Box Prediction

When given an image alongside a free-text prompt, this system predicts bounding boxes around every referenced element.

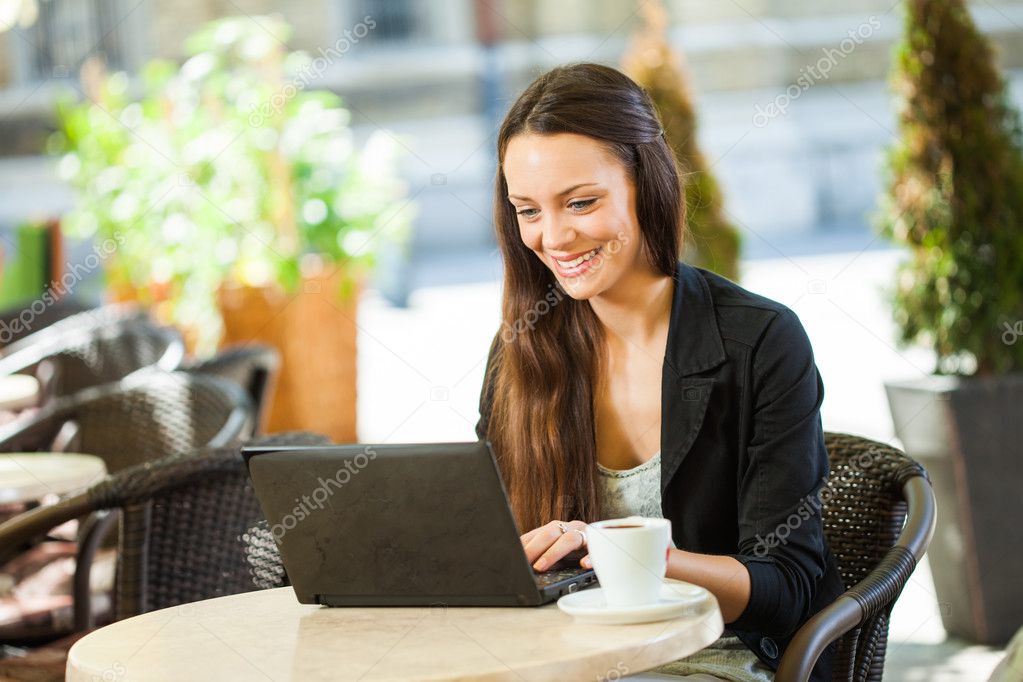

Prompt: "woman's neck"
[588,268,674,347]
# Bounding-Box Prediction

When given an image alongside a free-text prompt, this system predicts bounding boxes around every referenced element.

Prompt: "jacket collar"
[664,262,727,378]
[659,262,727,494]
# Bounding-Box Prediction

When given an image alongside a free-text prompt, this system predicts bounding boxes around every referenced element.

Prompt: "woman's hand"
[520,520,589,571]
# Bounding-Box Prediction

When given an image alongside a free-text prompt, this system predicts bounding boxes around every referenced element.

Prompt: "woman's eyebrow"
[508,182,600,201]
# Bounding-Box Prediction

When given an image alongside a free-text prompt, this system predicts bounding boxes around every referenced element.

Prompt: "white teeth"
[561,248,599,268]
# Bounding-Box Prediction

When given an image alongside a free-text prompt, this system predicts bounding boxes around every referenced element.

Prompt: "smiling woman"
[476,63,844,682]
[505,134,653,292]
[488,65,682,534]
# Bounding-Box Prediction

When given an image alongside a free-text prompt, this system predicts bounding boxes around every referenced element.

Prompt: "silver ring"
[570,528,587,545]
[557,521,568,534]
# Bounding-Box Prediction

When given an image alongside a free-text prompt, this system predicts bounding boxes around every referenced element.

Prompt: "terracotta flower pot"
[217,268,360,444]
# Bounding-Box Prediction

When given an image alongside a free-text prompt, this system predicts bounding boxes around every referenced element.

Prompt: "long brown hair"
[484,63,685,532]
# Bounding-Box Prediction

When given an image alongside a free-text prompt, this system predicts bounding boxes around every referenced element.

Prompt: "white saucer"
[557,581,707,625]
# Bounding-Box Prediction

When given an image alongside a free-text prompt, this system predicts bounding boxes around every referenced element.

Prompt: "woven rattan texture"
[822,432,928,682]
[0,318,182,397]
[112,432,330,618]
[0,373,251,473]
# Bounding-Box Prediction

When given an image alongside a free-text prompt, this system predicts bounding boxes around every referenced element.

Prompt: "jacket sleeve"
[728,307,831,638]
[474,332,502,441]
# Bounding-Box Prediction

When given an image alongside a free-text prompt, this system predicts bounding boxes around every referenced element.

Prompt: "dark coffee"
[605,524,643,529]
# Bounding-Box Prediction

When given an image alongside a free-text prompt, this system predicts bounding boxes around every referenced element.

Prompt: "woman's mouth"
[551,247,603,278]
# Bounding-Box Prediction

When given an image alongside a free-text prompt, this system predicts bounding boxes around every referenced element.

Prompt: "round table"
[0,374,40,411]
[67,584,724,681]
[0,453,107,504]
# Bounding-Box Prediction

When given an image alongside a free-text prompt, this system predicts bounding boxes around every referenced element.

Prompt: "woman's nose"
[540,215,577,253]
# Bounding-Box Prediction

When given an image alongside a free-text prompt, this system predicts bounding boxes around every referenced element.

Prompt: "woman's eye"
[516,208,539,218]
[568,199,596,211]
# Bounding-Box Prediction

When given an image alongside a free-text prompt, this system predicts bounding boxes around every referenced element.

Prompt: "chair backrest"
[0,297,92,348]
[103,432,330,618]
[0,372,254,473]
[821,432,927,682]
[182,345,281,434]
[0,303,150,357]
[0,314,184,399]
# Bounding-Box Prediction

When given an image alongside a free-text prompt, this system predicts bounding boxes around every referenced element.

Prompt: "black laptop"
[242,441,596,606]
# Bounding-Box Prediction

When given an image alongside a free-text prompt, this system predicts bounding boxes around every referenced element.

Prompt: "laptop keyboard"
[534,566,592,588]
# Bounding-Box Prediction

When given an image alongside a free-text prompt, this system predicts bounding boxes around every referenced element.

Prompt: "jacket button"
[760,636,779,659]
[683,388,699,400]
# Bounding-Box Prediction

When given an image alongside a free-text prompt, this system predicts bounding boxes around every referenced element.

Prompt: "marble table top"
[67,583,724,681]
[0,452,106,504]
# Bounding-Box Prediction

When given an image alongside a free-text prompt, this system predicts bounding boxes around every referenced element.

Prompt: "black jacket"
[476,261,845,680]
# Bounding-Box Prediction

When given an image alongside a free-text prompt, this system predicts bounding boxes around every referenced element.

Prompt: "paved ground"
[355,245,1012,680]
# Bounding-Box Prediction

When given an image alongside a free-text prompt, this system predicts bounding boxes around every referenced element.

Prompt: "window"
[335,0,473,49]
[355,0,429,44]
[15,0,141,82]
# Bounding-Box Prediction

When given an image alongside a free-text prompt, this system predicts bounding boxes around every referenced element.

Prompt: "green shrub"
[50,16,414,350]
[878,0,1023,375]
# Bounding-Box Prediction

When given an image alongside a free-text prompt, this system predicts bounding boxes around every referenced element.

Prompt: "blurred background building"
[3,0,1023,291]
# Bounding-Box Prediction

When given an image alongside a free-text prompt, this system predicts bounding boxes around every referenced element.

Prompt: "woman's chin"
[557,274,601,300]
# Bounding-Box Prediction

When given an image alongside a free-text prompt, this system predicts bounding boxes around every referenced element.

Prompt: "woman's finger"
[519,520,557,546]
[522,524,563,564]
[520,519,571,552]
[580,554,591,569]
[532,529,587,571]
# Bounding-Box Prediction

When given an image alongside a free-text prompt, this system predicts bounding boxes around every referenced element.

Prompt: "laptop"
[243,441,596,606]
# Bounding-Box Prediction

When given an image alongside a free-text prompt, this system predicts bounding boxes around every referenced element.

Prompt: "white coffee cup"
[585,516,672,607]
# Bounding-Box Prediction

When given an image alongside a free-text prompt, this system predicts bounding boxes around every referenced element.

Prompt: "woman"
[474,63,845,681]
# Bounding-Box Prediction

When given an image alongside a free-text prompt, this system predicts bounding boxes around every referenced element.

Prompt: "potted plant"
[621,0,741,281]
[878,0,1023,645]
[50,15,415,442]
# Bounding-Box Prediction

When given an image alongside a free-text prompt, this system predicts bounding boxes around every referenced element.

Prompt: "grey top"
[596,450,662,520]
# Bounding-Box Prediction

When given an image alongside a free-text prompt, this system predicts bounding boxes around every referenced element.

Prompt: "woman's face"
[503,132,648,299]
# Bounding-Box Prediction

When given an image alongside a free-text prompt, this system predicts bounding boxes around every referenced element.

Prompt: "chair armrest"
[775,548,913,682]
[0,493,92,566]
[775,475,936,682]
[0,496,115,633]
[73,509,119,630]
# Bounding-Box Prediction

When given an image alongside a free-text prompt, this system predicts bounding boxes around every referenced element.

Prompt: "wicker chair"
[117,431,329,617]
[0,304,149,355]
[0,372,253,473]
[776,433,936,682]
[0,314,183,400]
[182,345,281,434]
[0,433,328,680]
[0,298,92,348]
[0,433,327,623]
[0,373,255,642]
